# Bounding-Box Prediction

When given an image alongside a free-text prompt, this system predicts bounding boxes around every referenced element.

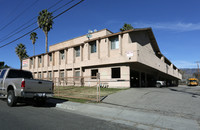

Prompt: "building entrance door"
[130,69,139,87]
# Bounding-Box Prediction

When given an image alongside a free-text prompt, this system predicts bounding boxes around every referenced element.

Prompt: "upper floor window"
[38,56,42,64]
[75,46,80,57]
[30,58,33,65]
[49,53,52,62]
[90,41,96,53]
[110,36,119,50]
[60,50,65,60]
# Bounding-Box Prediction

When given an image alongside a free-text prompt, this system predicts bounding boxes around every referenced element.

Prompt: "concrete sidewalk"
[51,99,200,130]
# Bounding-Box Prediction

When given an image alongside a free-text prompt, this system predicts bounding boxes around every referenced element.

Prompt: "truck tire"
[7,90,17,107]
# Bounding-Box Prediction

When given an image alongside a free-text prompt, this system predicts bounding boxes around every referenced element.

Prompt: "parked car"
[156,81,166,88]
[0,68,54,107]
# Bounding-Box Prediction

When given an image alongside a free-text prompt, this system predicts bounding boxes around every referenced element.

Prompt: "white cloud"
[172,60,197,68]
[132,22,200,32]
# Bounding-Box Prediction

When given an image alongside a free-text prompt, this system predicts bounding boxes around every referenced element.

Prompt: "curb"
[55,101,200,130]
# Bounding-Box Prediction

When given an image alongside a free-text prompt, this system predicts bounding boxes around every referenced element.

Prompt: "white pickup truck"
[0,68,54,107]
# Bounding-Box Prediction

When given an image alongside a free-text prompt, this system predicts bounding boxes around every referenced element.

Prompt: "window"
[30,58,33,65]
[75,46,80,57]
[60,71,64,80]
[111,68,120,78]
[91,69,98,79]
[0,69,6,78]
[75,71,80,77]
[48,72,52,80]
[38,73,42,79]
[90,41,96,53]
[38,56,42,64]
[110,36,119,50]
[60,50,65,60]
[75,71,80,81]
[49,53,52,62]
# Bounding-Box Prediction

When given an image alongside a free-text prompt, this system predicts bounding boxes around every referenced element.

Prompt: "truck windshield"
[0,70,6,78]
[7,70,33,79]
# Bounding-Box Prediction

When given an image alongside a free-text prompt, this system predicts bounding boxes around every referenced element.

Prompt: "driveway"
[102,85,200,120]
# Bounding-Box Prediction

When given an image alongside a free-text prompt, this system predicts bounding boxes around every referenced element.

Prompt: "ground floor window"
[38,73,42,79]
[91,69,98,79]
[48,71,52,80]
[75,71,80,81]
[60,71,64,80]
[112,68,120,78]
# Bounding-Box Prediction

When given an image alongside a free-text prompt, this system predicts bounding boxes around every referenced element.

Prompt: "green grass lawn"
[54,86,128,103]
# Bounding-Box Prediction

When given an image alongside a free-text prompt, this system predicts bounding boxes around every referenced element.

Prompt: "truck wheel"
[7,90,17,107]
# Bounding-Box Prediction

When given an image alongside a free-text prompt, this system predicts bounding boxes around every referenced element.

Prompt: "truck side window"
[7,70,33,79]
[0,70,6,78]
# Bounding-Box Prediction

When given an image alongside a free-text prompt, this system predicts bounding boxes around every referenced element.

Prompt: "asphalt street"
[1,85,200,130]
[0,99,134,130]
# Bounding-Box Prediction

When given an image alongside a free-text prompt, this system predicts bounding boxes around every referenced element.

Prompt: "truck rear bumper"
[21,92,53,98]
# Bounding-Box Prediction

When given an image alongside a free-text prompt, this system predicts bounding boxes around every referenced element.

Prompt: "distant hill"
[180,68,198,80]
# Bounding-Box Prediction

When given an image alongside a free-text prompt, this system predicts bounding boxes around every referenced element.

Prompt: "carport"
[129,62,179,87]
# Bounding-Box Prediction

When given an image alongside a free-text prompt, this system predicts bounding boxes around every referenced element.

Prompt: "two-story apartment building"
[22,28,182,88]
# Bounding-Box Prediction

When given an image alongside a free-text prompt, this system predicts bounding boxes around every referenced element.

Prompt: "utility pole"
[195,61,200,81]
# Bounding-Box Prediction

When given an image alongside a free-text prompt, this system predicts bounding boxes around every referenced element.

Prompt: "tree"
[120,23,134,31]
[0,62,9,69]
[30,32,38,56]
[15,43,29,70]
[37,9,53,53]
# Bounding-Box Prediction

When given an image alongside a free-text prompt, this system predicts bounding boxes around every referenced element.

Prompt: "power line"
[0,0,85,49]
[0,0,24,26]
[52,0,75,13]
[0,0,65,41]
[0,0,75,44]
[0,0,39,31]
[53,0,84,20]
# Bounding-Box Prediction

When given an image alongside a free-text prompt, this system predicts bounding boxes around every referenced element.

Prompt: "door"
[130,69,140,87]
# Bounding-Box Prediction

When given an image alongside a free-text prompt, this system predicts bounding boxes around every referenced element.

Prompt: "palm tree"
[15,43,29,69]
[120,23,134,31]
[30,32,38,56]
[37,9,53,53]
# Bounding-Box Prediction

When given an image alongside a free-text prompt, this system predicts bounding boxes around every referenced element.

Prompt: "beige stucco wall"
[23,28,182,88]
[83,65,130,88]
[49,29,112,52]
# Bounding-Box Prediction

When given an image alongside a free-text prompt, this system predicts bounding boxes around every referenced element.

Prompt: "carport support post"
[139,72,141,87]
[145,73,147,87]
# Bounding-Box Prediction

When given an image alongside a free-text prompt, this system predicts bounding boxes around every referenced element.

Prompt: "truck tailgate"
[23,79,53,93]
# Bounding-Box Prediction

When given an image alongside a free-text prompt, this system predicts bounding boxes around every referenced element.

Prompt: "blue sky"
[0,0,199,69]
